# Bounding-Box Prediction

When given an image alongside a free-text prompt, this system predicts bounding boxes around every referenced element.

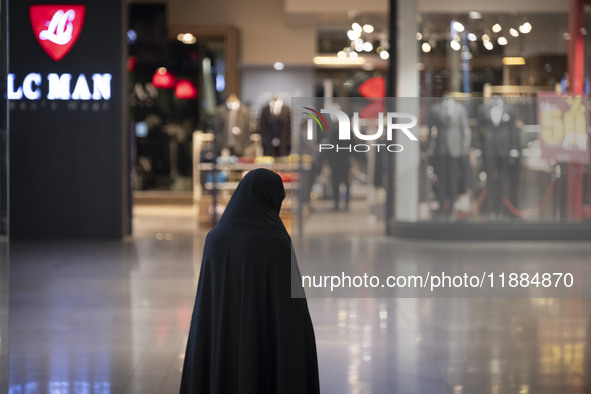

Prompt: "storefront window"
[301,9,589,238]
[415,95,588,224]
[418,13,569,95]
[291,95,590,239]
[129,4,235,192]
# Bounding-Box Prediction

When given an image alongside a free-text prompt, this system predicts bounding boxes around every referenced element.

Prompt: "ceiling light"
[482,34,490,41]
[497,36,508,45]
[347,30,361,41]
[467,33,477,41]
[362,42,373,52]
[519,22,532,34]
[175,79,198,99]
[352,23,362,33]
[450,40,461,51]
[422,42,432,53]
[379,50,389,60]
[355,40,365,52]
[416,32,422,40]
[483,40,494,50]
[337,51,347,58]
[469,11,482,19]
[509,28,519,37]
[181,33,196,44]
[492,24,502,33]
[349,51,359,59]
[313,56,366,66]
[273,62,285,71]
[363,24,374,33]
[152,68,177,89]
[502,57,526,65]
[453,21,465,32]
[563,32,571,40]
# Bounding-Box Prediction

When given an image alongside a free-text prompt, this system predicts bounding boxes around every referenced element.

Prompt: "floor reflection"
[312,297,591,393]
[6,205,591,393]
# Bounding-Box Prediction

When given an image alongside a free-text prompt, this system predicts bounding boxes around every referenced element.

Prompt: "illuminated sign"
[29,5,85,61]
[7,73,111,100]
[8,5,111,107]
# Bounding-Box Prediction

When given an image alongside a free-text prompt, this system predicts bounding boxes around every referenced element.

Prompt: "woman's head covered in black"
[217,168,286,228]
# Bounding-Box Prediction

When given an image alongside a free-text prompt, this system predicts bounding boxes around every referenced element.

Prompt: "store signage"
[537,93,589,163]
[7,4,111,106]
[7,72,111,100]
[30,5,85,61]
[303,107,417,152]
[9,0,127,238]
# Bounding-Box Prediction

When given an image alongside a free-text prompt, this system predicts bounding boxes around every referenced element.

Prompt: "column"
[395,0,420,222]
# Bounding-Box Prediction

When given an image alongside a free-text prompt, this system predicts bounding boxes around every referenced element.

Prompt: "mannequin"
[427,97,471,219]
[214,93,251,156]
[259,95,291,157]
[477,96,520,218]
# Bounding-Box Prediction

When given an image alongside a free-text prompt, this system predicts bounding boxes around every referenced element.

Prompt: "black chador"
[180,169,320,394]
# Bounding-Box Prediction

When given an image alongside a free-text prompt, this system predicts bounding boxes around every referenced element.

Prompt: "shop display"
[427,96,471,219]
[192,128,298,228]
[259,95,292,157]
[214,93,252,156]
[477,96,520,218]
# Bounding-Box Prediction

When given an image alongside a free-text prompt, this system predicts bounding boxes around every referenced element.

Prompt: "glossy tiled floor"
[6,204,591,393]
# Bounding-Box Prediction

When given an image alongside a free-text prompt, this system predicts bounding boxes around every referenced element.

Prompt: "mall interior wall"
[241,66,314,108]
[149,0,570,81]
[149,0,316,66]
[286,0,567,15]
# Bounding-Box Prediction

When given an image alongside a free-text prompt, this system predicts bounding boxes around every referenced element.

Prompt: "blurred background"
[2,0,591,393]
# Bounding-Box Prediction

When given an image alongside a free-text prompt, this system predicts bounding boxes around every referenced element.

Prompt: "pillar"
[394,0,420,222]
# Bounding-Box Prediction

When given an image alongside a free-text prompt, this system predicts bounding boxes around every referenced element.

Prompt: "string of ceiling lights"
[430,19,532,55]
[338,14,533,59]
[338,22,390,60]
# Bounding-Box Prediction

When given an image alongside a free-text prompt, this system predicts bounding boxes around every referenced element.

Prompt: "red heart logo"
[29,5,85,62]
[359,76,386,118]
[359,76,386,99]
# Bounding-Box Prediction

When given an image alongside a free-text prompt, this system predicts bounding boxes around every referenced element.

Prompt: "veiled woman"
[180,168,320,394]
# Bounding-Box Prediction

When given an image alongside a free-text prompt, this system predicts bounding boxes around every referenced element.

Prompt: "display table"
[192,131,303,231]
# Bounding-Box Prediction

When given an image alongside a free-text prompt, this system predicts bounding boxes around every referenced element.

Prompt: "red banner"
[537,93,589,163]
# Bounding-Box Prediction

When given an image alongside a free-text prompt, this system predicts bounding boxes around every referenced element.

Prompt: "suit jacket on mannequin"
[477,97,520,216]
[427,98,471,215]
[214,101,251,156]
[259,100,291,157]
[477,98,519,159]
[427,98,470,158]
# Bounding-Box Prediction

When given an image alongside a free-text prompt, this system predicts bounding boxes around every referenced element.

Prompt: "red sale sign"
[29,5,85,61]
[537,93,589,163]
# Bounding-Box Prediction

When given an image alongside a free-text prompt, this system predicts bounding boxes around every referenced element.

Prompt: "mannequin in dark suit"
[214,94,252,156]
[259,96,291,157]
[477,96,520,218]
[427,97,470,219]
